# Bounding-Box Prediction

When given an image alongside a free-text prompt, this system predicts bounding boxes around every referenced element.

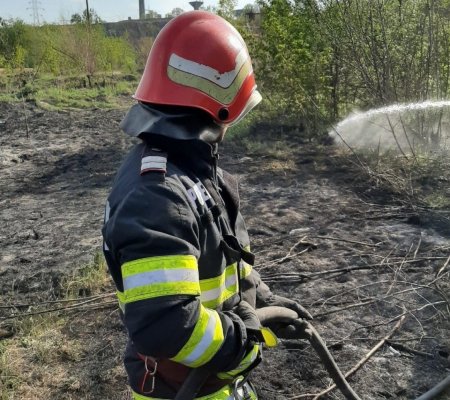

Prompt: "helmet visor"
[228,89,262,127]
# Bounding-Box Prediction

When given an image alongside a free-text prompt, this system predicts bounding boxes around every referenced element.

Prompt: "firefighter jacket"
[102,103,268,399]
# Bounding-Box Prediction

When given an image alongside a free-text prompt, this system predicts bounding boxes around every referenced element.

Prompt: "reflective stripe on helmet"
[167,58,252,105]
[200,263,239,308]
[169,49,248,89]
[170,306,224,368]
[120,255,200,303]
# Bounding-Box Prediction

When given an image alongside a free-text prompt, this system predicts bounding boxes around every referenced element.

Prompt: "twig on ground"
[0,298,117,322]
[436,254,450,278]
[291,315,406,400]
[314,277,447,318]
[259,247,312,271]
[385,340,433,358]
[311,235,381,248]
[311,280,391,308]
[0,292,115,309]
[413,235,422,259]
[261,257,447,283]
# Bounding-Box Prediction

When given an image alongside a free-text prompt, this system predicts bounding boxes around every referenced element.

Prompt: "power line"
[28,0,44,25]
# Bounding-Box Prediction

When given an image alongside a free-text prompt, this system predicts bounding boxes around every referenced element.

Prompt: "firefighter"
[102,11,312,400]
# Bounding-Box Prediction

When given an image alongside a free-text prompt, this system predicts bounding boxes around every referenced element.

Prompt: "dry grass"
[0,254,114,400]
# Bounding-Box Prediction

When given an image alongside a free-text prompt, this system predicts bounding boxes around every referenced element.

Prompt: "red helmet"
[134,11,261,125]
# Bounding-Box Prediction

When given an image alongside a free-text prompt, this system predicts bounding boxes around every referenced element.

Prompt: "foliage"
[145,10,162,19]
[0,19,30,69]
[244,0,450,138]
[2,1,450,141]
[248,0,331,136]
[0,21,136,84]
[70,8,103,24]
[217,0,238,20]
[165,8,185,18]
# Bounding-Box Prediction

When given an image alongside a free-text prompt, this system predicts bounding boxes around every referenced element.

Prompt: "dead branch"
[292,315,406,400]
[0,292,115,309]
[311,235,381,248]
[385,340,433,358]
[436,254,450,278]
[0,298,117,322]
[261,257,448,282]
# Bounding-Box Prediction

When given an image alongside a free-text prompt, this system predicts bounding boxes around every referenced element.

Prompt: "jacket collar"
[120,102,222,141]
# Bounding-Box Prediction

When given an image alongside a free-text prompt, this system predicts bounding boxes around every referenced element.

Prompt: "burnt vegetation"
[1,0,450,399]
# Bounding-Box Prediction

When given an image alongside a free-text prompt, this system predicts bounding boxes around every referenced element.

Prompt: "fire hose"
[174,306,362,400]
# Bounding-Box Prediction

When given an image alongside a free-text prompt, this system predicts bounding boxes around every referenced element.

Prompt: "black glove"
[234,300,261,331]
[256,280,312,320]
[262,294,313,320]
[255,280,312,339]
[270,319,310,340]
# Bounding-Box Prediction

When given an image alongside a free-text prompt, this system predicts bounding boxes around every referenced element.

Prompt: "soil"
[0,101,449,400]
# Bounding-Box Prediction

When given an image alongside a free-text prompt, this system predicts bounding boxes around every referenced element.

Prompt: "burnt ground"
[0,101,449,400]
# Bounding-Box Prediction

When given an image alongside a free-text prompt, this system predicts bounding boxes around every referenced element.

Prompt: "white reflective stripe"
[142,155,166,164]
[123,269,199,290]
[201,273,237,302]
[169,49,248,89]
[141,156,167,172]
[141,162,166,170]
[142,160,166,167]
[193,184,205,206]
[182,309,219,365]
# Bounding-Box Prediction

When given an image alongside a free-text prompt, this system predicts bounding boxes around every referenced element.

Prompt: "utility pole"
[85,0,91,24]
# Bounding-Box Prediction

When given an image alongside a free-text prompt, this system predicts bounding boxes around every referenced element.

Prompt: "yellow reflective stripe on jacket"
[240,261,252,279]
[170,305,224,368]
[241,245,253,278]
[132,381,258,399]
[120,255,201,304]
[217,344,260,379]
[200,263,239,308]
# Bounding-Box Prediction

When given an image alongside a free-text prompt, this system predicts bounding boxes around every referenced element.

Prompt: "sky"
[0,0,250,24]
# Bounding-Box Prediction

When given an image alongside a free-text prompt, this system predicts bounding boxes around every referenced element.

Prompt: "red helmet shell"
[134,11,258,124]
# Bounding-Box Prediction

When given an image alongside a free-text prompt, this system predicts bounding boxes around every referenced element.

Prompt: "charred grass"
[0,254,126,400]
[0,102,449,399]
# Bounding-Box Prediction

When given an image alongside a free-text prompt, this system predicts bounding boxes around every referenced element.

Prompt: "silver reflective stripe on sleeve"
[123,269,198,291]
[201,273,237,302]
[182,309,220,365]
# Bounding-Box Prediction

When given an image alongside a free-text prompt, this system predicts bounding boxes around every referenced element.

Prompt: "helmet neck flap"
[120,102,222,141]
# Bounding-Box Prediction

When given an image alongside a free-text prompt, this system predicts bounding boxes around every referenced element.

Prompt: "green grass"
[0,71,138,109]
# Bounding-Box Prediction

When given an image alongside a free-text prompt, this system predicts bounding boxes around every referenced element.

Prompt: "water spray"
[330,100,450,155]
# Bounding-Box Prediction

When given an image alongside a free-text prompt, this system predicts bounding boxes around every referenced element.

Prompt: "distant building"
[189,1,203,10]
[103,18,171,42]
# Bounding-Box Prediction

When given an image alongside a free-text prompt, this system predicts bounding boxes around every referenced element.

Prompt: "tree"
[217,0,237,20]
[145,10,161,19]
[70,8,103,24]
[0,19,30,69]
[251,0,330,134]
[165,8,184,18]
